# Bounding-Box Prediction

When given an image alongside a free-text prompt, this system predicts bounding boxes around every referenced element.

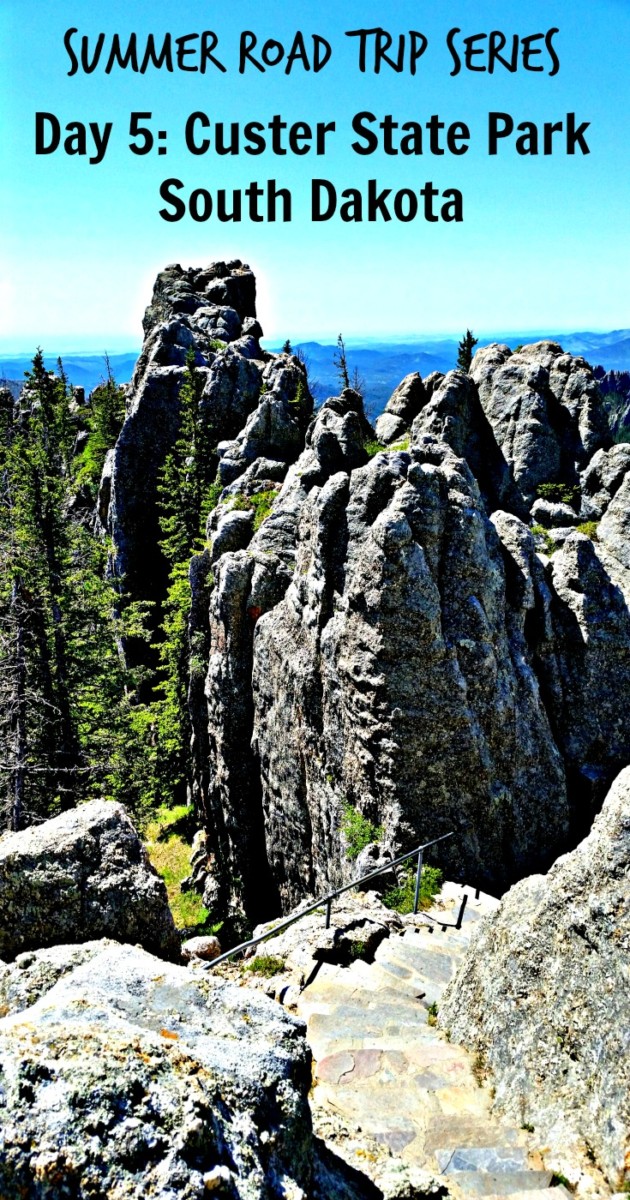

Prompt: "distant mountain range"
[2,330,630,424]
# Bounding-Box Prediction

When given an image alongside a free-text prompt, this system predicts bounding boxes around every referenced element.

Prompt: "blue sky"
[1,0,629,349]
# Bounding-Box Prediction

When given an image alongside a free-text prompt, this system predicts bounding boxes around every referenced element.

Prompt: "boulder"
[210,508,255,561]
[0,940,313,1199]
[180,935,222,962]
[0,800,179,961]
[530,498,581,528]
[374,411,407,445]
[439,767,630,1188]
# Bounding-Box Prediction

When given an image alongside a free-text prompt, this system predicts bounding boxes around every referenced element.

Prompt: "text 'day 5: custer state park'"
[34,109,591,225]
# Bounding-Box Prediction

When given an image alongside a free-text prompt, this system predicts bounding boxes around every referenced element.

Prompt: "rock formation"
[438,766,630,1190]
[0,800,180,961]
[99,262,630,927]
[0,939,314,1199]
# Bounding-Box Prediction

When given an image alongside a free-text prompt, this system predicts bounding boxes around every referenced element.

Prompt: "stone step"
[308,1005,439,1051]
[368,958,443,1007]
[423,1113,524,1157]
[298,973,431,1018]
[445,1170,553,1196]
[376,936,460,983]
[434,1147,530,1173]
[400,922,474,952]
[482,1191,572,1200]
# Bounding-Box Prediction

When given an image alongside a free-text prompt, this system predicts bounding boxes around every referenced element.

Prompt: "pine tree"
[0,355,146,828]
[150,349,216,809]
[334,333,351,391]
[74,354,126,497]
[457,330,479,372]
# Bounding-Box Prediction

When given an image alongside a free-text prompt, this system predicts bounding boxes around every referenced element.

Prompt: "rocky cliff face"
[438,766,630,1190]
[101,263,630,926]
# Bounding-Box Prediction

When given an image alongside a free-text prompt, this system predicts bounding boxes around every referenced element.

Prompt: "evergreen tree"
[74,354,126,497]
[457,329,479,372]
[150,349,216,809]
[0,354,150,829]
[334,333,351,391]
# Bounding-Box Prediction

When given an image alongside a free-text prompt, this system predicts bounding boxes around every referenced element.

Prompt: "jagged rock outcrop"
[439,766,630,1189]
[0,940,315,1199]
[375,372,426,444]
[100,260,630,927]
[198,411,571,913]
[102,261,311,612]
[580,443,630,519]
[0,800,179,961]
[470,341,611,504]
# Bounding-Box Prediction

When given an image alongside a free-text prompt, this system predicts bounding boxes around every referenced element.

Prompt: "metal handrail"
[204,830,455,970]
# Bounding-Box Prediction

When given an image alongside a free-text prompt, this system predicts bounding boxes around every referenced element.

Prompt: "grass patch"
[341,803,383,861]
[364,439,388,458]
[143,804,220,937]
[532,524,558,556]
[382,864,443,915]
[246,955,285,977]
[576,521,599,541]
[389,437,410,452]
[229,488,278,531]
[427,1001,438,1027]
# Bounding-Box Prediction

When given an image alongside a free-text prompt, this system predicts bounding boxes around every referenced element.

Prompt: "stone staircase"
[297,884,568,1200]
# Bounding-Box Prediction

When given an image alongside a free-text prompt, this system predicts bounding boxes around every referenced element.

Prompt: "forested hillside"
[0,348,222,833]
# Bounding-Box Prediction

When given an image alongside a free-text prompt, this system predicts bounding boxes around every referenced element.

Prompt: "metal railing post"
[413,850,424,914]
[325,897,332,929]
[456,892,468,929]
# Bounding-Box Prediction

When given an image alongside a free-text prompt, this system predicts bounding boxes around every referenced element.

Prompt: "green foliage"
[74,357,126,496]
[389,437,410,451]
[334,333,351,391]
[209,339,227,351]
[456,329,478,372]
[364,440,388,458]
[229,488,278,532]
[143,804,220,935]
[341,803,383,861]
[551,1173,575,1192]
[382,864,443,914]
[427,1001,439,1026]
[531,524,559,556]
[289,379,306,407]
[246,955,285,977]
[537,482,580,507]
[576,521,599,540]
[0,351,151,828]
